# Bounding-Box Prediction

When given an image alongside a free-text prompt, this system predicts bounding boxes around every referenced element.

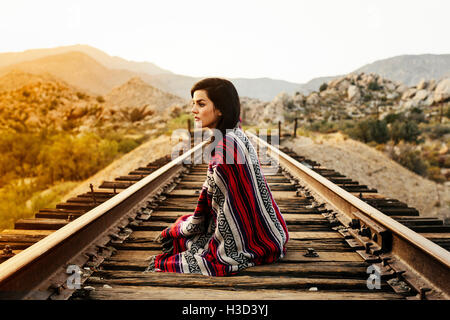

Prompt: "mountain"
[0,71,188,133]
[301,54,450,93]
[104,77,187,112]
[0,51,141,95]
[353,54,450,86]
[0,45,302,101]
[0,71,105,132]
[242,71,450,126]
[0,69,62,93]
[145,73,302,101]
[0,44,172,76]
[1,45,449,101]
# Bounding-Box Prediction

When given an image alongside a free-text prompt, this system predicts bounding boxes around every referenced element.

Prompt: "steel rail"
[246,130,450,299]
[0,139,208,299]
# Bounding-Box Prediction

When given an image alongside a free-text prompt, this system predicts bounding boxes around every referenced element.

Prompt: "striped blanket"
[145,126,289,276]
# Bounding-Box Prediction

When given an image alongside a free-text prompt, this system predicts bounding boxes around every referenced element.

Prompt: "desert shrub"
[408,107,426,123]
[121,105,154,122]
[118,138,139,153]
[319,83,328,92]
[76,91,87,100]
[389,120,421,144]
[0,180,77,231]
[368,81,381,91]
[164,113,192,136]
[346,119,389,143]
[426,166,446,183]
[363,93,373,102]
[445,105,450,118]
[384,112,404,124]
[307,120,338,133]
[424,124,450,139]
[37,132,119,183]
[388,143,428,176]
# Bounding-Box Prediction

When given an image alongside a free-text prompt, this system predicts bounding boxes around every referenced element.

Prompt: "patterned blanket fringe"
[143,255,156,273]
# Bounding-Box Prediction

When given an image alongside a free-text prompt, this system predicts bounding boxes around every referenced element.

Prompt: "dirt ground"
[281,132,450,223]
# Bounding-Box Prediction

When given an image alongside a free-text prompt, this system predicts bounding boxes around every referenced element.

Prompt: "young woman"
[145,78,289,276]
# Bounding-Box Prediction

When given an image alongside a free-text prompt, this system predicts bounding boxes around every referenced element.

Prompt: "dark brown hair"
[190,78,241,136]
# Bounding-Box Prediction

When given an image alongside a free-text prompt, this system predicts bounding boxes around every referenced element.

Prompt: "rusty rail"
[0,140,208,299]
[246,130,450,299]
[1,127,449,300]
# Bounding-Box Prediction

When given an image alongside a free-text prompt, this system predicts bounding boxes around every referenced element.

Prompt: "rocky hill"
[105,77,187,113]
[299,54,450,93]
[0,70,187,133]
[0,70,61,92]
[0,71,105,132]
[354,54,450,87]
[242,72,450,126]
[0,51,141,95]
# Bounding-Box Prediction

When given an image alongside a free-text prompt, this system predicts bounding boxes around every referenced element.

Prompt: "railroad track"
[0,131,449,300]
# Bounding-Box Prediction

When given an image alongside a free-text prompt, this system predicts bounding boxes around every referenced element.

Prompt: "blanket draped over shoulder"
[145,126,289,276]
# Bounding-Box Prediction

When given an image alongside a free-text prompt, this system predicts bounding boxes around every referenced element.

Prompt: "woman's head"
[190,78,240,135]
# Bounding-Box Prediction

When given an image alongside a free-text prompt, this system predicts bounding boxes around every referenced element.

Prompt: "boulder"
[396,84,408,94]
[434,78,450,103]
[386,92,399,100]
[328,77,342,89]
[413,89,429,101]
[402,88,417,100]
[423,95,434,107]
[384,82,396,91]
[428,79,437,91]
[306,92,320,105]
[416,79,428,90]
[403,100,419,110]
[337,79,351,92]
[347,85,361,101]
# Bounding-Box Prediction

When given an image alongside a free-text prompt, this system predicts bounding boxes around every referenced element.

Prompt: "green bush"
[368,81,381,91]
[345,119,389,143]
[118,138,139,153]
[0,180,77,231]
[445,105,450,118]
[37,132,119,183]
[389,143,428,176]
[363,93,373,102]
[389,120,421,144]
[427,166,445,183]
[384,113,404,124]
[307,120,338,134]
[424,124,450,139]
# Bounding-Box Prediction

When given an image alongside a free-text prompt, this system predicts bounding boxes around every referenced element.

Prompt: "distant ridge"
[302,54,450,93]
[0,45,448,101]
[0,44,172,75]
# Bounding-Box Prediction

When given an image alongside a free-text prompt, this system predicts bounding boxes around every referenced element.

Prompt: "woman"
[145,78,289,276]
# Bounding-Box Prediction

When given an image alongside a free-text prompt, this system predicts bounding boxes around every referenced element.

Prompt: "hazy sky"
[0,0,449,84]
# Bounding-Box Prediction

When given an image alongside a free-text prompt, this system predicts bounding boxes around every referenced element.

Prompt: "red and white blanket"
[145,126,289,276]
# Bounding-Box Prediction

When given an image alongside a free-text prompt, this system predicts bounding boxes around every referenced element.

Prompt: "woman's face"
[191,90,222,129]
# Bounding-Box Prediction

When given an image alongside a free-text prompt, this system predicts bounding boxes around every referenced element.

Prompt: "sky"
[0,0,449,84]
